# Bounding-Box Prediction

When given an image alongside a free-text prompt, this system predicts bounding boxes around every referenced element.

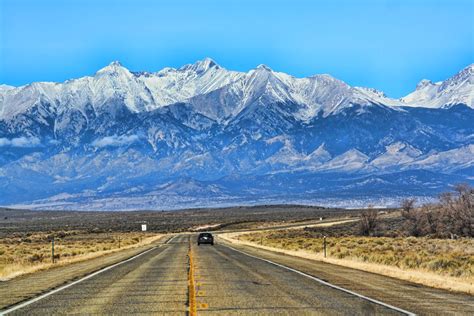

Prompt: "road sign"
[141,224,147,231]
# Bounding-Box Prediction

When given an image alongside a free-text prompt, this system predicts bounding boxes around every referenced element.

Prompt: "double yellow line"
[188,239,197,316]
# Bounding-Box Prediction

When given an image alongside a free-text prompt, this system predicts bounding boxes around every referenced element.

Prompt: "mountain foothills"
[0,59,473,210]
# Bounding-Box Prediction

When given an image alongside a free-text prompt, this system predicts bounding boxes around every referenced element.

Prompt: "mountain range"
[0,59,473,210]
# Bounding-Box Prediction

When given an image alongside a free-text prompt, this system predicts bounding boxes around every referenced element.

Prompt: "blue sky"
[0,0,473,97]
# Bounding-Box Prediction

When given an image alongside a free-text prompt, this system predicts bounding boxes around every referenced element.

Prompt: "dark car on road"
[197,233,214,245]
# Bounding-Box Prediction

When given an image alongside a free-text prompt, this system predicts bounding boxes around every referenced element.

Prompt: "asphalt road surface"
[1,234,420,315]
[192,240,403,315]
[6,235,189,315]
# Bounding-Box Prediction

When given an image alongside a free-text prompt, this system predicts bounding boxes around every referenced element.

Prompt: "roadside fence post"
[118,236,121,249]
[323,236,327,258]
[52,237,55,264]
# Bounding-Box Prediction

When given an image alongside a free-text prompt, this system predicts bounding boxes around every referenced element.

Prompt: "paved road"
[217,238,474,316]
[0,236,170,309]
[8,235,189,315]
[4,234,410,315]
[192,241,401,315]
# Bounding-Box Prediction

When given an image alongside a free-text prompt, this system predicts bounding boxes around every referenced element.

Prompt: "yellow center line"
[199,303,209,309]
[188,238,197,316]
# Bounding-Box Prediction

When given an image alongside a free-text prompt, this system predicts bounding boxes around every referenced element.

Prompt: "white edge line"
[165,235,178,244]
[0,245,162,315]
[223,243,416,316]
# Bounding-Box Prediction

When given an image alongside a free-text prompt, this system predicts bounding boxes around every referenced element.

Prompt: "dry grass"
[222,229,474,294]
[241,232,473,278]
[0,231,162,280]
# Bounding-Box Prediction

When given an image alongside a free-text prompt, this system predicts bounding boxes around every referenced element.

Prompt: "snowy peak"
[96,61,130,76]
[199,57,219,69]
[401,63,474,108]
[179,57,221,73]
[184,63,402,122]
[1,60,473,123]
[246,64,284,91]
[255,64,272,71]
[415,79,434,90]
[109,60,124,67]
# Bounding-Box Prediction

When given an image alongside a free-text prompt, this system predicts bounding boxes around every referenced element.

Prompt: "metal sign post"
[323,236,327,258]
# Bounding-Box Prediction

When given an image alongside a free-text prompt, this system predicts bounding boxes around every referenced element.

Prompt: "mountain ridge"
[0,60,473,210]
[1,60,472,122]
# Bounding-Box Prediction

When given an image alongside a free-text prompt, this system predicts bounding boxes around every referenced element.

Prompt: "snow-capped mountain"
[172,63,403,123]
[0,59,473,210]
[2,59,472,122]
[0,58,243,120]
[401,64,474,108]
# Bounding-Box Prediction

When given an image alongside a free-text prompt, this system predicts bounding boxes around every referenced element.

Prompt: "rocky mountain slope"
[0,60,472,210]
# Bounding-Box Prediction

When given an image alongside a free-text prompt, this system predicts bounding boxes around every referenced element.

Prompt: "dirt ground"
[0,205,365,235]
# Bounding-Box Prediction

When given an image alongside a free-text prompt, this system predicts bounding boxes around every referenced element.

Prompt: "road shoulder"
[217,234,474,315]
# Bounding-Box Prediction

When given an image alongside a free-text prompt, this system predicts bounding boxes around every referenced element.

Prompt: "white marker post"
[141,224,147,232]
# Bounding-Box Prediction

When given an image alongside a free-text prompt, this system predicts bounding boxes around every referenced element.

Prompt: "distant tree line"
[359,184,473,238]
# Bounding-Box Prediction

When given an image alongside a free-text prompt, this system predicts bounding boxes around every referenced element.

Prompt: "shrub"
[400,184,474,238]
[29,253,44,263]
[359,208,378,236]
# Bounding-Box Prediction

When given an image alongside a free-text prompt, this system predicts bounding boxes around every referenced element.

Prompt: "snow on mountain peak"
[356,87,387,98]
[179,57,221,73]
[96,61,131,76]
[200,57,218,68]
[401,63,474,108]
[416,79,434,90]
[109,60,123,67]
[255,64,272,71]
[310,73,338,82]
[1,60,472,123]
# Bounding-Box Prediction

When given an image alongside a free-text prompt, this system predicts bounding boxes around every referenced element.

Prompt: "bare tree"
[451,184,473,237]
[400,198,424,236]
[401,184,473,238]
[422,205,437,235]
[401,198,416,215]
[359,207,378,236]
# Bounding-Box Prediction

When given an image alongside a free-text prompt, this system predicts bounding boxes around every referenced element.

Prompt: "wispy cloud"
[0,136,41,147]
[92,135,139,148]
